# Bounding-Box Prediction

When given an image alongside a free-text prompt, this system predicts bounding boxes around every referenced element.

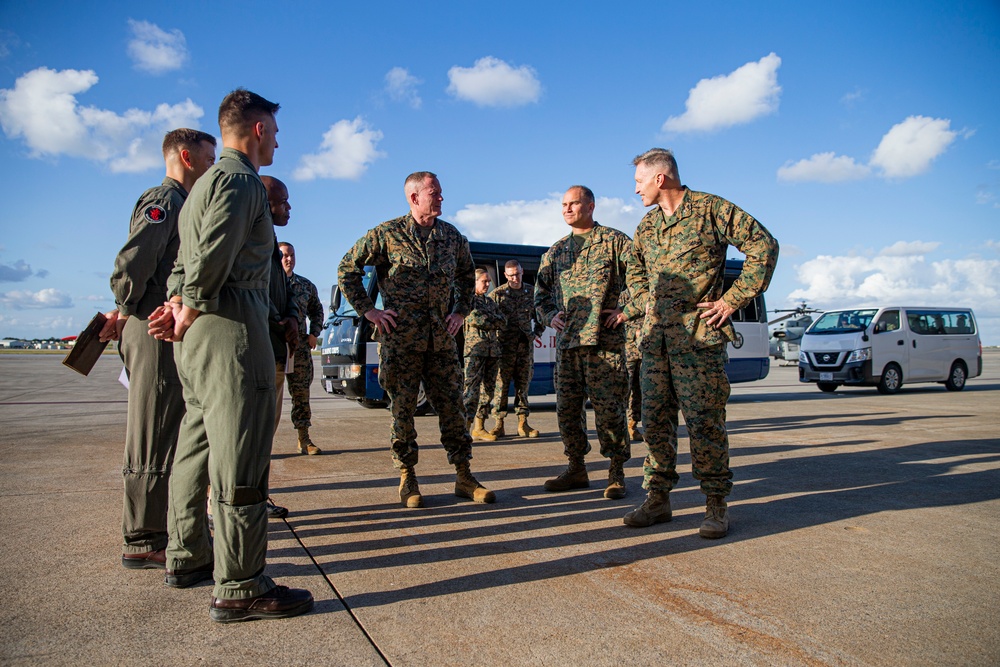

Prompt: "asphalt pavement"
[1,350,997,666]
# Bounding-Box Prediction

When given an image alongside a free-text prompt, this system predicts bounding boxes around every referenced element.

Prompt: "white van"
[798,307,982,394]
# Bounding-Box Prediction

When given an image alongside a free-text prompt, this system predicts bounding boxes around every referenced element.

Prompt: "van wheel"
[876,363,903,394]
[944,361,967,391]
[817,382,840,393]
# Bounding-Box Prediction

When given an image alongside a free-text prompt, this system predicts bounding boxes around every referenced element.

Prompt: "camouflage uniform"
[535,223,631,461]
[285,272,324,429]
[622,188,778,497]
[463,292,506,419]
[624,312,643,426]
[491,283,544,419]
[337,212,475,468]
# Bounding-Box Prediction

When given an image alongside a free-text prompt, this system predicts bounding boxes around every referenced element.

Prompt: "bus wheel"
[876,363,903,394]
[944,361,967,391]
[817,382,840,393]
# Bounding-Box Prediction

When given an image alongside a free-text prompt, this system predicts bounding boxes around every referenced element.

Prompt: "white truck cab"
[798,307,982,394]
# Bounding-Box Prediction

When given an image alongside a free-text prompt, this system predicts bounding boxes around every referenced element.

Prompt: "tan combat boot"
[627,420,643,442]
[471,417,497,442]
[623,490,671,527]
[604,457,627,499]
[517,415,539,438]
[399,467,423,508]
[699,495,729,539]
[454,461,496,503]
[543,457,589,492]
[489,416,505,438]
[296,427,322,455]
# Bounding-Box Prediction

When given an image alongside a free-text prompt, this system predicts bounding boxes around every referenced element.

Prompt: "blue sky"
[1,1,998,343]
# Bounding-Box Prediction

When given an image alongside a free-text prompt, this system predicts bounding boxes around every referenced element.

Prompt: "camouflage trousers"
[626,357,642,424]
[555,346,629,460]
[284,339,315,429]
[379,346,473,469]
[493,334,534,418]
[463,354,500,420]
[640,343,732,497]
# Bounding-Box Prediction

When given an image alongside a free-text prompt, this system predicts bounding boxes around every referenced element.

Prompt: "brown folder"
[62,312,110,376]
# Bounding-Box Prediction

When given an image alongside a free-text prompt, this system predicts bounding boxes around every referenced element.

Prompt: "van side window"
[906,310,975,335]
[875,310,900,333]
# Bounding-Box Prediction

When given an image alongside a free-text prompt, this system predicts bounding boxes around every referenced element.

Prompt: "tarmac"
[0,349,998,666]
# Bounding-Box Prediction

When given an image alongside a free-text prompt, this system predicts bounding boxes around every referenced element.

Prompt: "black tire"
[817,382,840,393]
[944,361,967,391]
[387,383,433,415]
[876,363,903,394]
[358,398,386,409]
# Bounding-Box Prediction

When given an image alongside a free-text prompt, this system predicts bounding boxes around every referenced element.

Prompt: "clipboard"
[62,312,110,376]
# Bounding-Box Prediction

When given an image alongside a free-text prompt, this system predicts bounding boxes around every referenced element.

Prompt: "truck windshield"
[334,267,376,318]
[808,309,877,334]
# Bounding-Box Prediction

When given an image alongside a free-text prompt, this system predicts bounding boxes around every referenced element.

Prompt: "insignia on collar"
[144,205,167,223]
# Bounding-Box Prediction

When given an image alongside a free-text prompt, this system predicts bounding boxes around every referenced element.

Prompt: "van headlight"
[846,347,871,363]
[798,350,807,363]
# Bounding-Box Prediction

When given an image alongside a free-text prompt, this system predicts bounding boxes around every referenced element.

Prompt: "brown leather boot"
[454,460,496,503]
[623,490,671,527]
[489,416,505,438]
[699,495,729,538]
[296,427,322,455]
[399,467,423,508]
[543,457,589,492]
[471,416,497,441]
[604,457,627,499]
[517,415,539,438]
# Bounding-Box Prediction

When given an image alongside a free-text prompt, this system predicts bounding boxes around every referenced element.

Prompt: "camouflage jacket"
[288,272,324,339]
[491,282,544,342]
[110,177,187,319]
[534,222,632,351]
[624,316,643,362]
[464,292,506,357]
[337,213,475,354]
[622,188,778,352]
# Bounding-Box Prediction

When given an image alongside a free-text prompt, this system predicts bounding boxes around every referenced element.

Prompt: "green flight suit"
[166,148,277,600]
[621,188,779,497]
[110,177,187,554]
[338,213,475,468]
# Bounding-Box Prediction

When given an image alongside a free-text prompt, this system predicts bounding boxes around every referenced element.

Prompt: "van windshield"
[808,309,877,334]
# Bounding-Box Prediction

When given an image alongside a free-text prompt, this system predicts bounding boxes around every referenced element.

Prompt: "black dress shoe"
[122,549,167,570]
[164,562,214,588]
[209,585,314,623]
[266,498,288,519]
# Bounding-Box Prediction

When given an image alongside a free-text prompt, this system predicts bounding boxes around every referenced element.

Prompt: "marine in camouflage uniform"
[535,185,632,500]
[463,269,506,440]
[279,241,325,455]
[490,260,545,438]
[338,171,496,508]
[103,129,216,570]
[620,148,778,539]
[623,295,644,441]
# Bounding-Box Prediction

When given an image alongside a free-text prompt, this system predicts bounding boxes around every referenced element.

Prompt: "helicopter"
[769,302,823,364]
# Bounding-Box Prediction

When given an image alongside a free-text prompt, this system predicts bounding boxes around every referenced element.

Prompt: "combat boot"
[296,427,322,455]
[399,467,423,508]
[699,495,729,539]
[623,490,671,527]
[454,460,496,503]
[489,416,505,438]
[604,457,627,499]
[543,457,589,492]
[627,420,643,442]
[471,417,497,442]
[517,415,539,438]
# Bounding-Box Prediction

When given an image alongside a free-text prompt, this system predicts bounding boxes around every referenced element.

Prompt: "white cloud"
[447,56,541,108]
[293,117,385,181]
[777,152,871,183]
[787,249,1000,319]
[127,19,189,74]
[454,195,639,246]
[869,116,957,178]
[840,88,865,107]
[0,260,35,282]
[385,67,422,109]
[0,67,203,172]
[662,53,781,133]
[879,240,940,257]
[0,288,73,309]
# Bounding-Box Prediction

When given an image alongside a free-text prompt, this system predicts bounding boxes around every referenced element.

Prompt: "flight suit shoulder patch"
[143,204,168,224]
